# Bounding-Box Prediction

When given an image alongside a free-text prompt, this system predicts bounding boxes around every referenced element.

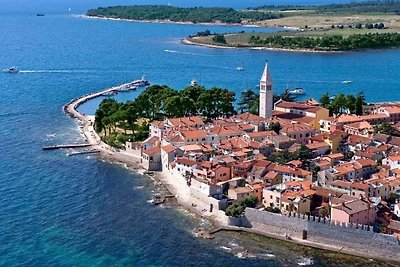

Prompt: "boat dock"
[43,144,92,150]
[153,194,175,205]
[67,150,100,156]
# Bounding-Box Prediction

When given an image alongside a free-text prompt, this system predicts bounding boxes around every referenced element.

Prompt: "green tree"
[268,122,282,134]
[273,89,297,103]
[330,93,347,114]
[345,94,356,113]
[319,92,331,108]
[355,92,365,115]
[180,85,206,101]
[196,87,235,117]
[225,196,258,217]
[212,34,227,44]
[163,95,195,117]
[295,144,312,161]
[238,89,258,113]
[374,122,400,137]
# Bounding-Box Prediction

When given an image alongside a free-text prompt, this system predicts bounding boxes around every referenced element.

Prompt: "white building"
[383,155,400,170]
[259,62,273,118]
[394,203,400,218]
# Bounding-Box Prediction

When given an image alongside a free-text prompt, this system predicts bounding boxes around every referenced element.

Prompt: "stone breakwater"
[217,208,400,264]
[63,82,142,165]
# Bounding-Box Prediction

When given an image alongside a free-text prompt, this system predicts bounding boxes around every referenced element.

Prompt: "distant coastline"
[81,15,246,27]
[181,38,344,54]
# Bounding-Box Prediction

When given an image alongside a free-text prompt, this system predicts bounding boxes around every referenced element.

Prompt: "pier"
[43,144,93,150]
[67,150,100,156]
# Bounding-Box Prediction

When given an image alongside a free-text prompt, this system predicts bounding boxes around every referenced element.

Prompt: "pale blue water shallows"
[1,10,400,267]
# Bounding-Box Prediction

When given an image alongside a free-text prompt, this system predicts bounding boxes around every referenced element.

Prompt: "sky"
[0,0,363,14]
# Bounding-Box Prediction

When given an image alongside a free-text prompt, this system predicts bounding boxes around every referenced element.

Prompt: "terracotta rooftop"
[232,186,253,194]
[143,146,161,156]
[181,130,207,140]
[275,100,324,113]
[331,180,369,191]
[181,144,203,151]
[246,131,277,138]
[383,106,400,114]
[306,141,330,150]
[167,116,204,127]
[344,121,372,130]
[333,198,373,215]
[176,157,197,166]
[281,123,314,134]
[161,144,176,153]
[143,136,159,144]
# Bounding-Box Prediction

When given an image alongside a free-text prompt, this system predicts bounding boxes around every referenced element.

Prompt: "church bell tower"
[259,62,273,118]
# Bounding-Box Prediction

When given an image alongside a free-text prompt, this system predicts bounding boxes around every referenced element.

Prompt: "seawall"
[216,208,400,264]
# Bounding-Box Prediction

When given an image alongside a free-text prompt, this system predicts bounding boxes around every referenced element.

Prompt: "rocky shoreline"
[182,38,345,54]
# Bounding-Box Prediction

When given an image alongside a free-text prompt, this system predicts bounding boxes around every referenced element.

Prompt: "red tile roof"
[176,157,197,166]
[143,146,161,156]
[161,145,176,153]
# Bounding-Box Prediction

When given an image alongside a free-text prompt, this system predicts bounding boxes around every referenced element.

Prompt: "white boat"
[133,75,150,87]
[191,79,198,86]
[236,66,245,71]
[342,80,352,84]
[288,88,305,95]
[3,66,19,73]
[102,91,117,97]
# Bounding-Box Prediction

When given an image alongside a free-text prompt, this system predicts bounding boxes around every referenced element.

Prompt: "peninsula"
[64,62,400,264]
[184,1,400,52]
[86,5,281,24]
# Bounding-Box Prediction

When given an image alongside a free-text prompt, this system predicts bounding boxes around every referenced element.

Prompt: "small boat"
[191,79,198,86]
[3,67,19,73]
[102,91,117,97]
[36,14,45,17]
[236,66,245,71]
[288,88,305,95]
[133,75,150,87]
[153,195,164,205]
[342,80,352,84]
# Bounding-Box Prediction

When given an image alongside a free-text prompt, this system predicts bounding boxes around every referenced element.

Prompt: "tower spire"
[259,61,273,118]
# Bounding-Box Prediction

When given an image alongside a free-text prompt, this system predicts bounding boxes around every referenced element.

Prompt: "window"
[270,195,273,199]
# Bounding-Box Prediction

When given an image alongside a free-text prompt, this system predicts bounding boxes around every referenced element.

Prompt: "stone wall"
[240,208,400,261]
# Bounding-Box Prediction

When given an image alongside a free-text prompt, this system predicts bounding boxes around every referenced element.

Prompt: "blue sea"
[1,1,400,266]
